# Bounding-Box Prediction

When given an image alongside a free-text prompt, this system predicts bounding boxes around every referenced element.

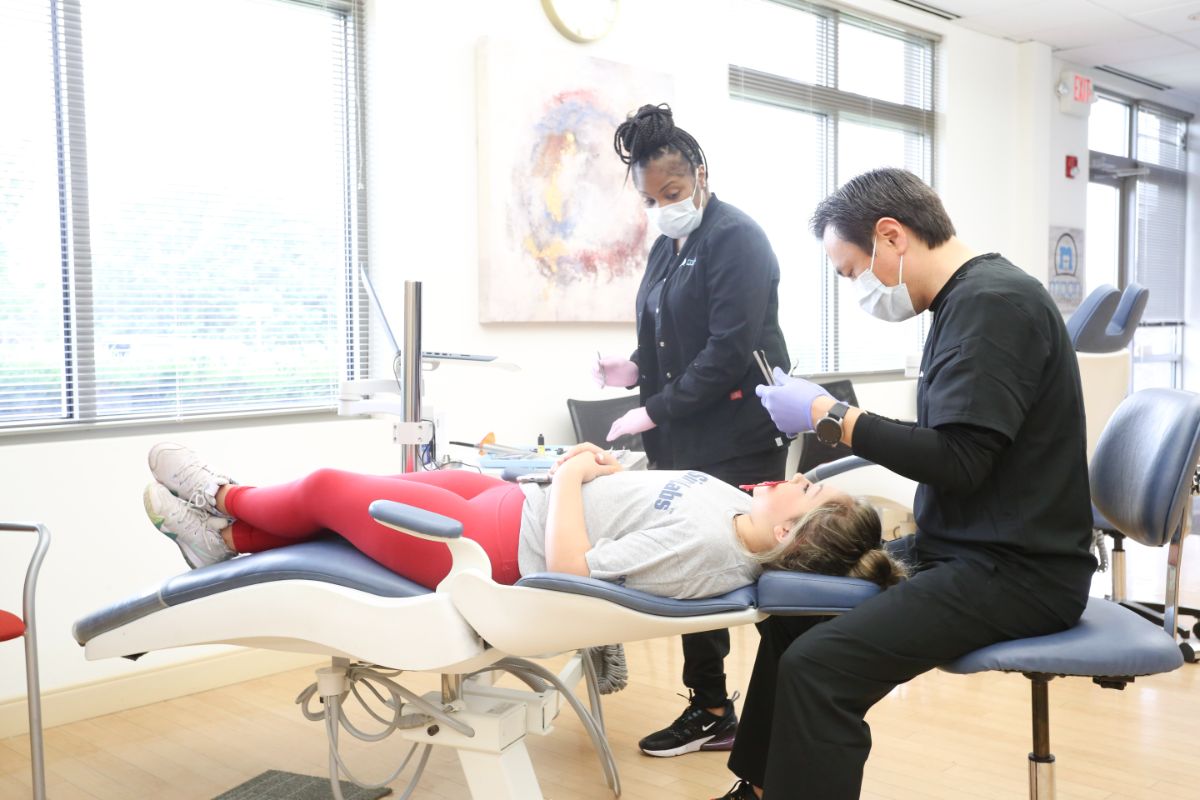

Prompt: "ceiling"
[909,0,1200,108]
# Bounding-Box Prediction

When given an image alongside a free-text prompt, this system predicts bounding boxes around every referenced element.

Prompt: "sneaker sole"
[700,730,737,751]
[143,484,204,570]
[638,734,729,758]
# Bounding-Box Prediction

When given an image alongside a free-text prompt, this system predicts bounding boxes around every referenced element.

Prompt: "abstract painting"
[477,39,674,322]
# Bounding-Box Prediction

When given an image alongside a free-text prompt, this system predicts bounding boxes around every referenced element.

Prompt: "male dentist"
[713,168,1096,800]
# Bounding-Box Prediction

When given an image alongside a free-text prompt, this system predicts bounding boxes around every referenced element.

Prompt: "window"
[0,0,367,430]
[1088,91,1190,390]
[723,0,936,374]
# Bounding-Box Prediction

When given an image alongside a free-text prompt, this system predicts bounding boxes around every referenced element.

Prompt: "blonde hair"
[748,497,908,589]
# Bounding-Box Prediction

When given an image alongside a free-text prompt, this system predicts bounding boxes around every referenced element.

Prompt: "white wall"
[363,0,1064,449]
[0,415,400,733]
[1,0,1136,725]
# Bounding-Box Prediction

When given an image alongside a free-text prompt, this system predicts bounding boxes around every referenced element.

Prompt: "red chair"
[2,522,49,800]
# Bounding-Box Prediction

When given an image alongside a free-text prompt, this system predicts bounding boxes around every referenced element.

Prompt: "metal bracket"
[394,421,434,446]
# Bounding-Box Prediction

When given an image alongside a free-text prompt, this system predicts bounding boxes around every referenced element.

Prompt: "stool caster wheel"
[1193,621,1200,640]
[1181,641,1197,664]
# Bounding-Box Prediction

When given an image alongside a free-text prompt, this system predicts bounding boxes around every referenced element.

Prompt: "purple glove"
[754,367,832,435]
[592,355,639,389]
[606,406,656,441]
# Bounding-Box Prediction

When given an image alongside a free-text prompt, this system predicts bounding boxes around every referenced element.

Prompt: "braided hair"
[613,103,708,182]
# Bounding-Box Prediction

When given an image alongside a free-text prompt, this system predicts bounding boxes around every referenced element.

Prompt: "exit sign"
[1059,71,1096,117]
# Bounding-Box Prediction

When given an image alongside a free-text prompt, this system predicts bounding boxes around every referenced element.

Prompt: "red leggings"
[222,470,526,588]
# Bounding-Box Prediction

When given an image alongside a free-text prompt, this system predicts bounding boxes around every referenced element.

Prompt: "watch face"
[815,416,841,445]
[542,0,620,43]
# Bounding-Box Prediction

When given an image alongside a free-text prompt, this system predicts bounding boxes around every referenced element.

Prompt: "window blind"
[0,1,61,423]
[725,0,936,373]
[0,0,368,430]
[1132,168,1187,323]
[1133,102,1189,324]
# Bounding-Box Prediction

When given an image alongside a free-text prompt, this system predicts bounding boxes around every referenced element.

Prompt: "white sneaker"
[147,442,232,515]
[143,483,235,569]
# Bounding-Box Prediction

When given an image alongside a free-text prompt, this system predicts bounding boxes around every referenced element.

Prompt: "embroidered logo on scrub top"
[654,471,709,512]
[680,257,697,268]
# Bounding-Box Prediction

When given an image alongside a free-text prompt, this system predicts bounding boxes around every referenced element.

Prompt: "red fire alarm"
[1065,155,1079,179]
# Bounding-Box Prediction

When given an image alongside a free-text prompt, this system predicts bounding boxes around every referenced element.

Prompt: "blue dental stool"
[940,388,1195,800]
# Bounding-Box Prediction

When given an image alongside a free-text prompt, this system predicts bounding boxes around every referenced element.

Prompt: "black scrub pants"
[682,446,788,709]
[727,537,1088,798]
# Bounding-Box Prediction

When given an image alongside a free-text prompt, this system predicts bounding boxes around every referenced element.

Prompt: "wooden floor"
[3,536,1198,800]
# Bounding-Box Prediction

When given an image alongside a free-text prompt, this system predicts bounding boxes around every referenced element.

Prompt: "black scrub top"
[632,195,790,469]
[912,254,1096,596]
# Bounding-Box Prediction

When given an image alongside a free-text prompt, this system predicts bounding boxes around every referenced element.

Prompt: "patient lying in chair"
[143,441,906,599]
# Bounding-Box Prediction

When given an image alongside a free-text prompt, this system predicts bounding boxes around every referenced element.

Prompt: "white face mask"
[646,172,704,239]
[854,236,917,322]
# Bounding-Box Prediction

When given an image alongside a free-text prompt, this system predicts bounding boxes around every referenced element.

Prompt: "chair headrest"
[1067,283,1148,353]
[1091,388,1200,547]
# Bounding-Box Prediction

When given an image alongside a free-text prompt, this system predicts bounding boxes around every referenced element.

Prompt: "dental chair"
[73,390,1187,800]
[73,506,883,799]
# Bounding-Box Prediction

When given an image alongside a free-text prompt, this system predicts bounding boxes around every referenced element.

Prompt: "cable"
[301,659,622,799]
[473,657,622,797]
[296,663,459,800]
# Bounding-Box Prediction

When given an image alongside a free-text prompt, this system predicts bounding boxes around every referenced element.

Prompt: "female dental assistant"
[594,103,791,759]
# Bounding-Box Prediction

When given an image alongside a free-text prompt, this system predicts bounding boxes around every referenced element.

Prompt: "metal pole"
[1110,534,1126,604]
[1,522,50,800]
[1028,675,1055,800]
[1163,512,1188,639]
[401,281,422,474]
[441,674,463,705]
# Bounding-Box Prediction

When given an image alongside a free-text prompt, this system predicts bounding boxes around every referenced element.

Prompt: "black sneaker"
[638,692,739,757]
[712,780,758,800]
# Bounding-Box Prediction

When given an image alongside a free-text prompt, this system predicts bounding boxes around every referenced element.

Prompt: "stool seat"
[941,597,1184,678]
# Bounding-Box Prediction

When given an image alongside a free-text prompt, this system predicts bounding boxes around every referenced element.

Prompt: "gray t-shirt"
[517,470,761,599]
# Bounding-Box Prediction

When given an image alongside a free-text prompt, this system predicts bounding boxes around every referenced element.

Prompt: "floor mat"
[213,769,392,800]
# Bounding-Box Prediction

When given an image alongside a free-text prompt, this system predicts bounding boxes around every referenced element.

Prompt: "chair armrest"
[367,501,491,586]
[0,522,51,630]
[368,500,463,540]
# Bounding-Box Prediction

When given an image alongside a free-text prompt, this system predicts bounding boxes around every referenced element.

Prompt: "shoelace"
[172,459,216,513]
[171,502,230,559]
[674,688,742,725]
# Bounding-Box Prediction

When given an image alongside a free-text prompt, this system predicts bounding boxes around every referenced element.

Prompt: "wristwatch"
[815,402,849,446]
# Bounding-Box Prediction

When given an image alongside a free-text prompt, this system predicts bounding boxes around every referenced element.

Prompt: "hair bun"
[612,103,706,178]
[633,103,673,126]
[850,547,908,589]
[613,103,676,167]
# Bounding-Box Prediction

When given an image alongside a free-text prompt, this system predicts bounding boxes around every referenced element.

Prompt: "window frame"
[2,0,369,436]
[1087,88,1191,389]
[728,0,938,373]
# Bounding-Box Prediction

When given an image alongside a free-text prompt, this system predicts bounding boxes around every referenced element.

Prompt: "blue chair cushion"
[516,573,758,617]
[74,537,430,645]
[941,597,1184,678]
[756,570,881,614]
